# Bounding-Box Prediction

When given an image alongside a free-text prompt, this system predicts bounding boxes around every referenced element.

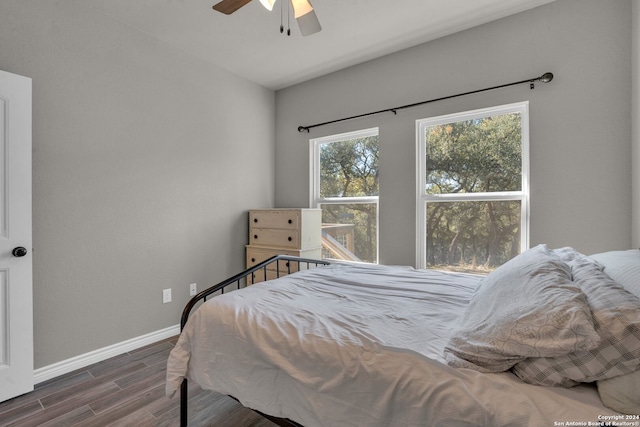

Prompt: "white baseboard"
[33,324,180,385]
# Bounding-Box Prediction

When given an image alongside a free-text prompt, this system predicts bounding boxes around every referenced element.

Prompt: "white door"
[0,70,33,402]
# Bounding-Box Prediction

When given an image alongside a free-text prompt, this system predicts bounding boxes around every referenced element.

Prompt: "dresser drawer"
[250,228,300,248]
[246,246,321,268]
[250,210,300,230]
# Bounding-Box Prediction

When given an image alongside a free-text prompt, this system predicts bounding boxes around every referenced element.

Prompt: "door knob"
[12,247,27,257]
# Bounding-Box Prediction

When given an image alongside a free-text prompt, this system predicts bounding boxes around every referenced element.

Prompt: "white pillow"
[444,244,600,372]
[590,249,640,299]
[513,248,640,387]
[589,250,640,413]
[597,369,640,415]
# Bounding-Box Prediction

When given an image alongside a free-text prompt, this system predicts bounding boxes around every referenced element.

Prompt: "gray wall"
[0,1,275,368]
[634,0,640,248]
[0,0,635,370]
[276,0,633,266]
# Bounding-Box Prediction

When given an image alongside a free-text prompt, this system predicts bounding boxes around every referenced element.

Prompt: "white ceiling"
[83,0,556,90]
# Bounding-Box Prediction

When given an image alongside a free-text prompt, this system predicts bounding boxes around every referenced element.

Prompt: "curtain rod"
[297,72,554,133]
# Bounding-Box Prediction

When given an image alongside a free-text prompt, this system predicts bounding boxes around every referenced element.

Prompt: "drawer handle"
[288,236,292,241]
[254,235,258,239]
[254,218,258,223]
[251,258,256,262]
[288,219,292,224]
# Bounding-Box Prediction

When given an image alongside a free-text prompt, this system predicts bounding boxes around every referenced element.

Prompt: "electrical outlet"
[163,288,172,304]
[189,283,197,296]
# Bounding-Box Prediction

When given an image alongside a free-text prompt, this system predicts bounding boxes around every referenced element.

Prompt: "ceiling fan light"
[259,0,276,11]
[290,0,313,18]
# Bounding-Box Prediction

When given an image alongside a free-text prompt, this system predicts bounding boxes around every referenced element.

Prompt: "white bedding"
[166,263,620,426]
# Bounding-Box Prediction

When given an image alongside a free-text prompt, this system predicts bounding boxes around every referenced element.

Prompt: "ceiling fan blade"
[296,8,321,36]
[212,0,252,15]
[290,0,321,36]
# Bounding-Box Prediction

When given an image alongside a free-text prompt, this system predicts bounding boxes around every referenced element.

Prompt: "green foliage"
[425,113,523,270]
[426,114,521,194]
[426,201,521,270]
[320,136,379,198]
[320,136,379,262]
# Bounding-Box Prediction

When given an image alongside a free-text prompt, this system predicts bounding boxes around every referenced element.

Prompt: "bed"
[166,246,640,426]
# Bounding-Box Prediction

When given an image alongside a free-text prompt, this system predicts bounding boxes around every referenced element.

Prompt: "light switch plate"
[163,288,172,304]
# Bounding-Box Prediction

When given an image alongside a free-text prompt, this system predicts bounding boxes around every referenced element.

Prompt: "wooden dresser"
[246,208,322,283]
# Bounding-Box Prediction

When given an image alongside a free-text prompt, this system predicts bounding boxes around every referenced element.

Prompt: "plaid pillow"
[512,249,640,387]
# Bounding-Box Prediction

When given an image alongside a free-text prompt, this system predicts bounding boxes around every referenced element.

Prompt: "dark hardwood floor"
[0,336,277,426]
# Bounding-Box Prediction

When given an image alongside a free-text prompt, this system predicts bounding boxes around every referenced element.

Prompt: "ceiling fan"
[212,0,322,36]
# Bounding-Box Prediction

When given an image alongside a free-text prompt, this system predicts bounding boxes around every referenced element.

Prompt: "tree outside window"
[417,103,529,272]
[311,128,379,263]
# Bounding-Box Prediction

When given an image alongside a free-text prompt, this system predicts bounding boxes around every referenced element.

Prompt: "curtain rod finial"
[298,126,310,133]
[540,72,554,83]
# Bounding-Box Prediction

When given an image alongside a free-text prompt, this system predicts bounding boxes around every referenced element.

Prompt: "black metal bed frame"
[178,255,332,427]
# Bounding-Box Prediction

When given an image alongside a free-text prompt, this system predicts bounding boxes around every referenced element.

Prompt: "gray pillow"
[512,248,640,387]
[444,244,600,372]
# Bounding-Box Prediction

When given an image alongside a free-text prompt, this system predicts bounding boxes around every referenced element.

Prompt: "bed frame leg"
[180,379,188,426]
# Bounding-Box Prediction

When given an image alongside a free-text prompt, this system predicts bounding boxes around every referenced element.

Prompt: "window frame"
[415,102,530,269]
[309,127,380,263]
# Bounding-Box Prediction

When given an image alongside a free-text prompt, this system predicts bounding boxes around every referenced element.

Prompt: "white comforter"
[166,263,618,426]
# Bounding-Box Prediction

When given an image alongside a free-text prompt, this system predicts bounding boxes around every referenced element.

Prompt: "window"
[416,102,529,272]
[310,128,379,263]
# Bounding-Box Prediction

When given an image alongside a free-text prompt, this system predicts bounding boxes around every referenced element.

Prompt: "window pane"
[425,113,522,194]
[426,200,521,273]
[320,135,379,198]
[320,203,377,263]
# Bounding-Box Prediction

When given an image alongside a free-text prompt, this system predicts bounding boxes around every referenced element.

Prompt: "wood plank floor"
[0,336,277,427]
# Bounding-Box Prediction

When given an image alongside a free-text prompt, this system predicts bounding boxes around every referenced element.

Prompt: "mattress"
[166,263,620,426]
